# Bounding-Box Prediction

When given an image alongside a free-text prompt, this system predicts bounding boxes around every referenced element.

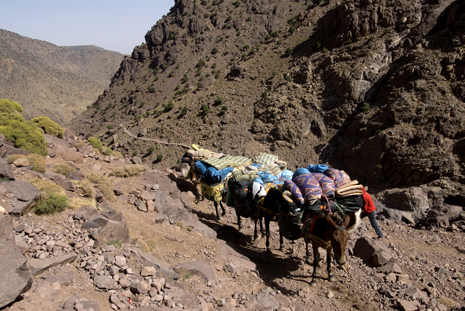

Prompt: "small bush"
[87,173,115,201]
[112,151,124,159]
[6,154,25,164]
[285,48,293,56]
[34,194,68,215]
[285,74,292,82]
[30,116,64,138]
[107,125,114,129]
[202,104,210,115]
[147,146,155,154]
[214,96,223,105]
[78,180,96,198]
[51,163,76,176]
[163,101,174,112]
[30,178,67,199]
[132,150,138,157]
[221,105,228,113]
[0,120,47,155]
[87,137,103,153]
[103,148,113,156]
[0,99,23,114]
[156,154,163,161]
[360,101,371,112]
[180,106,189,117]
[109,165,147,178]
[27,154,46,173]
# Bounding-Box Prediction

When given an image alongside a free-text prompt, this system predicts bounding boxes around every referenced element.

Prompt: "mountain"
[0,29,124,124]
[70,0,465,201]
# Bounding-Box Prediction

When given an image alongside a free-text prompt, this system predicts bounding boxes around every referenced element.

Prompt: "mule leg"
[311,244,319,287]
[219,201,226,216]
[235,210,242,231]
[327,246,335,282]
[279,232,284,251]
[259,212,265,237]
[265,215,271,253]
[305,238,311,264]
[253,218,258,241]
[214,202,220,219]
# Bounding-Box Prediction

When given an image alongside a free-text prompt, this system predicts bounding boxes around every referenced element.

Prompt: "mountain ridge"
[0,29,124,124]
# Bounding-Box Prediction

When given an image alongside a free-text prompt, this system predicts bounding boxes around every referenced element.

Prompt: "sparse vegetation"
[34,193,68,215]
[30,116,64,138]
[87,137,103,153]
[51,163,76,176]
[109,165,147,178]
[87,173,115,201]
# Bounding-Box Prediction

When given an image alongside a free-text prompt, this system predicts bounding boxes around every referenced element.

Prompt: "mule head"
[326,212,351,266]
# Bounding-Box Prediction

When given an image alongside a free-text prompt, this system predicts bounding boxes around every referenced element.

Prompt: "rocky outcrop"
[0,180,40,216]
[0,214,33,308]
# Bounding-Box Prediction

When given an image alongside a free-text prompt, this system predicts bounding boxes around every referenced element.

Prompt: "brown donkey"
[304,210,360,286]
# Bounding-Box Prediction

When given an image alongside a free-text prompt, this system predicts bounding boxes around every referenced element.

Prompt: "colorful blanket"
[255,153,278,165]
[203,155,252,170]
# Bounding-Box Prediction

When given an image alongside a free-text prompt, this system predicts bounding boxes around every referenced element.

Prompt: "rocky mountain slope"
[69,0,465,211]
[0,133,464,311]
[0,29,124,124]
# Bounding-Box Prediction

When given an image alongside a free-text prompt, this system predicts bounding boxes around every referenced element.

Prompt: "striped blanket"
[255,153,278,165]
[203,155,252,170]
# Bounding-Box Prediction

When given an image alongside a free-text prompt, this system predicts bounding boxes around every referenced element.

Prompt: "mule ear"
[325,213,338,228]
[342,213,351,228]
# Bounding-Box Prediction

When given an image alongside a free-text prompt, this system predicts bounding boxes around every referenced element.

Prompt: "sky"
[0,0,174,54]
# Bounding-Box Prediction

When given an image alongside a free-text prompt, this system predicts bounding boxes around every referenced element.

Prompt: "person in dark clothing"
[361,187,384,238]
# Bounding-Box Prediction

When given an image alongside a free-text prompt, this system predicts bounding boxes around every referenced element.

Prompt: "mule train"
[179,149,364,285]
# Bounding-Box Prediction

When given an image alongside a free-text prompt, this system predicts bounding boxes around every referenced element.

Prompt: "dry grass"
[109,165,147,177]
[86,173,115,201]
[68,197,96,210]
[76,180,96,198]
[6,154,46,173]
[29,178,66,198]
[51,163,75,176]
[141,239,158,253]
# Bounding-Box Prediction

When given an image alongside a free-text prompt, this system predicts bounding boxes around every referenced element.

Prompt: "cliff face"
[0,29,123,124]
[70,0,465,201]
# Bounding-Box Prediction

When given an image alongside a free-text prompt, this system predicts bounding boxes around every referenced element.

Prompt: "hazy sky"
[1,0,174,54]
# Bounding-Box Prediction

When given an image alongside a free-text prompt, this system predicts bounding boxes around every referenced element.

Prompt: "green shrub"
[0,112,24,125]
[202,104,210,115]
[109,165,147,177]
[214,97,224,105]
[78,180,96,198]
[107,125,114,129]
[163,101,174,112]
[360,101,371,112]
[147,146,155,154]
[0,99,23,114]
[132,150,138,157]
[103,148,113,156]
[87,137,103,153]
[180,106,189,117]
[34,194,68,215]
[27,153,46,173]
[51,163,76,176]
[221,105,228,113]
[285,48,293,56]
[0,120,47,155]
[87,173,115,201]
[156,154,163,161]
[31,116,64,138]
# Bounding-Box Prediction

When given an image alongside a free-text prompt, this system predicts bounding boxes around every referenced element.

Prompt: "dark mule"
[227,179,264,240]
[184,160,226,220]
[249,187,285,253]
[303,209,360,286]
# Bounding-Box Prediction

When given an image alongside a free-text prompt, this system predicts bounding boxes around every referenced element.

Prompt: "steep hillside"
[0,29,124,124]
[70,0,465,206]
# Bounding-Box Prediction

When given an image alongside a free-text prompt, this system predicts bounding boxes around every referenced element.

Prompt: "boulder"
[380,187,429,214]
[28,253,78,276]
[81,208,130,247]
[353,236,394,267]
[131,156,143,165]
[174,259,216,283]
[54,145,83,163]
[0,214,33,308]
[130,248,179,284]
[0,158,15,180]
[0,144,30,159]
[0,180,40,216]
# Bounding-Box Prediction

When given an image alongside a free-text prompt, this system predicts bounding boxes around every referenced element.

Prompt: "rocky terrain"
[68,0,465,204]
[1,133,465,311]
[0,29,124,124]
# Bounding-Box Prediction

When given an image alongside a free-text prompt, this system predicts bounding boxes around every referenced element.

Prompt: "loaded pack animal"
[180,156,227,220]
[302,205,361,286]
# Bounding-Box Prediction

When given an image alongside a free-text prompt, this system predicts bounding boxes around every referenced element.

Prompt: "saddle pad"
[203,155,252,170]
[255,153,278,165]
